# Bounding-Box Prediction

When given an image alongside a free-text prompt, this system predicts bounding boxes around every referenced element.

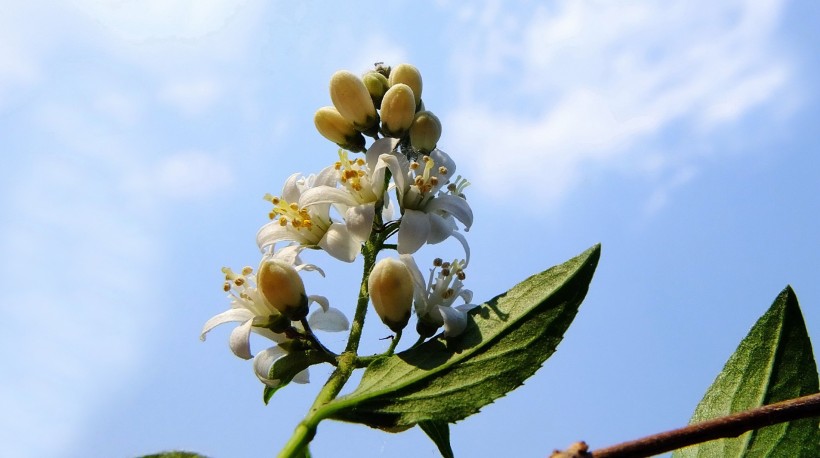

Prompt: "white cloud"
[444,0,793,210]
[159,78,222,115]
[152,150,234,200]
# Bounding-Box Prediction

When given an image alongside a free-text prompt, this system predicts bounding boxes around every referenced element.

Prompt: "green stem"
[278,224,386,457]
[386,329,402,356]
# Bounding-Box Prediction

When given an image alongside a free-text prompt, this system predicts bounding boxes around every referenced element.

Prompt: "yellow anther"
[234,277,245,287]
[441,268,451,277]
[289,203,298,211]
[242,266,253,275]
[279,218,288,226]
[439,166,448,175]
[292,219,302,228]
[410,162,419,170]
[430,176,439,186]
[457,271,466,281]
[356,158,365,166]
[433,258,443,266]
[223,282,231,292]
[334,162,342,170]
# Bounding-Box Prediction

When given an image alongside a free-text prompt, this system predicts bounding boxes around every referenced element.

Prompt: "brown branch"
[585,392,820,458]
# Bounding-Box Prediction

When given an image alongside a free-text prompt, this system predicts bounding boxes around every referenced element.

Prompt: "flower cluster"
[202,62,476,386]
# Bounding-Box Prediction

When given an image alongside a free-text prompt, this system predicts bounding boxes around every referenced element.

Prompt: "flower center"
[335,150,377,203]
[428,258,467,305]
[221,266,276,317]
[264,194,323,233]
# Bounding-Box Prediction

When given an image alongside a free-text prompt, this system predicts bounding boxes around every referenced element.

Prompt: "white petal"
[253,345,288,386]
[308,294,330,312]
[397,209,430,254]
[257,222,296,251]
[426,213,454,245]
[366,137,400,171]
[381,192,395,221]
[439,306,469,337]
[345,204,375,242]
[292,369,310,384]
[429,149,456,193]
[378,153,410,203]
[448,231,471,267]
[301,185,358,207]
[427,194,473,229]
[281,172,303,203]
[229,319,255,360]
[319,222,361,262]
[400,253,430,314]
[200,308,255,341]
[315,164,338,187]
[458,288,474,304]
[309,306,350,332]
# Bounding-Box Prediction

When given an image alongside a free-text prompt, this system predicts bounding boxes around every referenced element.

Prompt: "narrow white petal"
[381,192,395,221]
[345,204,375,242]
[319,222,361,262]
[257,222,296,251]
[450,231,471,267]
[308,295,330,312]
[281,172,303,203]
[458,288,474,304]
[427,194,473,229]
[253,345,288,385]
[439,306,469,337]
[430,148,456,186]
[400,253,430,313]
[229,319,255,360]
[378,153,410,203]
[301,186,358,207]
[315,165,338,187]
[200,308,255,341]
[309,306,350,332]
[397,209,430,254]
[366,137,400,171]
[426,213,454,245]
[292,369,310,384]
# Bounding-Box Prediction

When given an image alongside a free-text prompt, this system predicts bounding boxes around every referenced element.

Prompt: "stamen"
[438,166,448,175]
[433,258,443,267]
[241,267,253,275]
[234,277,245,286]
[223,282,231,292]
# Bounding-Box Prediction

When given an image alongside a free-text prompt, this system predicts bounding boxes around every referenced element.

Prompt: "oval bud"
[368,258,414,332]
[362,71,390,109]
[314,106,366,152]
[329,70,378,131]
[257,259,309,321]
[388,63,423,107]
[409,111,442,153]
[380,83,416,138]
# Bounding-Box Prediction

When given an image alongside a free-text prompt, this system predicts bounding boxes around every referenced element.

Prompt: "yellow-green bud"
[257,259,309,321]
[314,106,366,152]
[362,71,390,109]
[368,258,414,333]
[329,70,378,131]
[380,83,416,138]
[409,111,442,153]
[388,63,423,107]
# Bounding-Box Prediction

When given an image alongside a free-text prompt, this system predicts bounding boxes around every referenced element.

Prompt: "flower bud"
[368,258,414,332]
[380,83,416,138]
[388,63,423,108]
[409,111,442,153]
[257,259,309,321]
[314,106,366,152]
[362,71,390,109]
[329,70,378,131]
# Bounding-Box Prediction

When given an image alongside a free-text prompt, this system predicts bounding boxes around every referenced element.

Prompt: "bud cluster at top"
[315,63,442,154]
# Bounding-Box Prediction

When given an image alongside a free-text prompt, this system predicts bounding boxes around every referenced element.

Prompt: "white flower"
[257,169,361,262]
[379,147,473,257]
[200,247,348,369]
[300,138,398,243]
[400,254,477,338]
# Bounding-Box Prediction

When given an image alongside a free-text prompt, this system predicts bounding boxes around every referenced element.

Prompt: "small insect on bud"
[314,106,366,152]
[368,258,414,333]
[362,71,390,109]
[329,70,378,131]
[256,259,309,321]
[388,63,423,108]
[380,83,416,138]
[409,111,442,153]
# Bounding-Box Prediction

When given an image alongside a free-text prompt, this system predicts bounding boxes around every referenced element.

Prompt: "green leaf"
[326,244,600,428]
[673,286,820,457]
[263,347,327,405]
[419,421,454,458]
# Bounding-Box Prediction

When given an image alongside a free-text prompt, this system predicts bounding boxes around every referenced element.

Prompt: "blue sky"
[2,1,819,457]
